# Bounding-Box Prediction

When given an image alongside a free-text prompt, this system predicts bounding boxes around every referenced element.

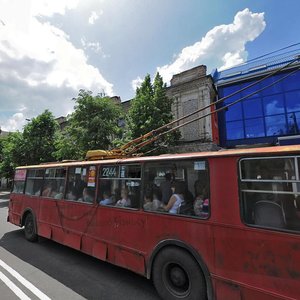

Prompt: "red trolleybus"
[7,145,300,300]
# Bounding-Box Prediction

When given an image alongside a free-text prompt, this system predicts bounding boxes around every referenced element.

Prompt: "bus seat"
[254,200,286,229]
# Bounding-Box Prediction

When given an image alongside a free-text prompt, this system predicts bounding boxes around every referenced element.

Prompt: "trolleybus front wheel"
[153,247,206,300]
[24,213,38,242]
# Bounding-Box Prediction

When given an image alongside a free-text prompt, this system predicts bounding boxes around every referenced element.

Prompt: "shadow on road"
[0,230,159,300]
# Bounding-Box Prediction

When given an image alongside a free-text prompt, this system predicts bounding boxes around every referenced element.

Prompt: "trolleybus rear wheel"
[153,247,206,300]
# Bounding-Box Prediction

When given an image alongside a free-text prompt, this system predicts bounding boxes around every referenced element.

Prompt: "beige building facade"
[166,65,219,152]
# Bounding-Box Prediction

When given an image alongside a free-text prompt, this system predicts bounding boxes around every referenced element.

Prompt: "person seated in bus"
[54,185,64,200]
[143,190,153,211]
[179,185,194,215]
[162,181,185,214]
[99,190,114,205]
[79,187,95,203]
[42,183,53,197]
[194,187,209,218]
[66,187,77,201]
[143,188,162,211]
[116,187,131,207]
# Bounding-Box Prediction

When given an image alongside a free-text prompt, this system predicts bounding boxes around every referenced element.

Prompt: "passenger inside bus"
[194,187,209,218]
[66,187,77,200]
[42,182,58,198]
[162,181,185,214]
[116,187,131,207]
[41,183,52,197]
[143,190,153,211]
[143,188,162,211]
[79,187,95,203]
[54,186,64,199]
[99,190,114,205]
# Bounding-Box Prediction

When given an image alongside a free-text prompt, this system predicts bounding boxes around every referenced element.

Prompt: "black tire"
[24,213,38,242]
[152,247,206,300]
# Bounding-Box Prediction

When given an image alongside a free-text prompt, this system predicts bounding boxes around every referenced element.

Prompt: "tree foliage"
[0,110,58,179]
[22,110,58,165]
[127,73,179,154]
[0,132,25,179]
[54,90,122,160]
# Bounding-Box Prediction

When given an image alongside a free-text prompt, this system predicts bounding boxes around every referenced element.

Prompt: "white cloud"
[131,76,143,92]
[157,8,266,83]
[0,0,113,131]
[88,10,102,24]
[2,113,26,132]
[81,38,109,58]
[31,0,80,17]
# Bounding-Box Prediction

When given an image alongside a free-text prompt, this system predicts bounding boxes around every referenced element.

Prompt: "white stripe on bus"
[0,259,51,300]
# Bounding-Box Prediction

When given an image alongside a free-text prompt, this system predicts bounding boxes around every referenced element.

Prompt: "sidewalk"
[0,189,10,200]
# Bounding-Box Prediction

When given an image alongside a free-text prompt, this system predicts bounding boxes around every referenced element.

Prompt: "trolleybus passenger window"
[66,166,96,203]
[98,164,141,209]
[143,160,210,218]
[25,169,44,196]
[13,169,27,194]
[240,157,300,232]
[42,168,66,199]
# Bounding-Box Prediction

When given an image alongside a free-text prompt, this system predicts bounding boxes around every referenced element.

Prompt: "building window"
[283,72,300,91]
[226,121,244,140]
[263,95,285,116]
[245,118,265,138]
[243,98,263,119]
[286,91,300,113]
[219,70,300,146]
[265,114,287,136]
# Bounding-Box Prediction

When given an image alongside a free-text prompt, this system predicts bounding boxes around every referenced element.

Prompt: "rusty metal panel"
[38,223,52,239]
[214,280,241,300]
[213,225,300,299]
[114,246,145,276]
[92,241,107,261]
[63,231,81,250]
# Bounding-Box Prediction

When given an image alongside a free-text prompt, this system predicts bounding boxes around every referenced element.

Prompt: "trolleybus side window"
[42,168,66,199]
[65,166,96,203]
[98,164,141,209]
[13,169,27,194]
[25,169,44,196]
[240,156,300,232]
[143,159,210,218]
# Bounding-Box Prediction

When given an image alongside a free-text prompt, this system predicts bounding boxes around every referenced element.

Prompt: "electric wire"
[117,56,300,155]
[129,66,300,156]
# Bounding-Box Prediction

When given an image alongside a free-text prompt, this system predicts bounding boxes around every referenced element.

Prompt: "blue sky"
[0,0,300,131]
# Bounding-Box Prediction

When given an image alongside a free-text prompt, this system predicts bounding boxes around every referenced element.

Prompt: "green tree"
[127,73,179,154]
[22,110,58,165]
[0,132,25,180]
[54,89,122,160]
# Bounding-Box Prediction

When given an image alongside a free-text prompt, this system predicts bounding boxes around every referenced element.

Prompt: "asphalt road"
[0,193,160,300]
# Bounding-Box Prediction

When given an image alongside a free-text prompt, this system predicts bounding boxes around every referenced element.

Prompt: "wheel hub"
[170,266,187,287]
